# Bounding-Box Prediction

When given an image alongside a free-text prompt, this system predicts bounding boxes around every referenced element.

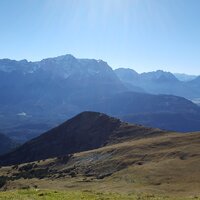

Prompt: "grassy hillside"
[0,132,199,198]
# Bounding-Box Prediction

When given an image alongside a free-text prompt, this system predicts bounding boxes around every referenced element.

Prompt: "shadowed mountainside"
[0,112,164,166]
[0,133,18,155]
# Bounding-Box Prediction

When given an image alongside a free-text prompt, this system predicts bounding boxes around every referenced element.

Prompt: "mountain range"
[1,54,200,142]
[115,68,200,99]
[0,55,125,141]
[174,73,197,81]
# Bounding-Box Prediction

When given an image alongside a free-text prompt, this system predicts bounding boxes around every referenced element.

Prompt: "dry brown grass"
[0,132,199,197]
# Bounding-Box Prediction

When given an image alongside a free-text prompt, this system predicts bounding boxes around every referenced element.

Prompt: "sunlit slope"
[1,132,199,196]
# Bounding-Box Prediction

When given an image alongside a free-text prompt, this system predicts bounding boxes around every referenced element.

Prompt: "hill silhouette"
[0,112,163,166]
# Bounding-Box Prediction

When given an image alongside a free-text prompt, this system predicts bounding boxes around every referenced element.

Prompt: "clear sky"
[0,0,200,74]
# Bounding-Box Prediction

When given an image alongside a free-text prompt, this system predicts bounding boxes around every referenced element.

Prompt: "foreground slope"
[0,131,199,196]
[0,190,199,200]
[0,112,199,196]
[0,112,163,166]
[72,132,200,196]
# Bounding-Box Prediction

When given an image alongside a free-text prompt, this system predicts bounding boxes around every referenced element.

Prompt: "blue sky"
[0,0,200,74]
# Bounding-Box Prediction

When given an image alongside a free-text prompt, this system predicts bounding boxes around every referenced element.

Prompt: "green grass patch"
[0,189,199,200]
